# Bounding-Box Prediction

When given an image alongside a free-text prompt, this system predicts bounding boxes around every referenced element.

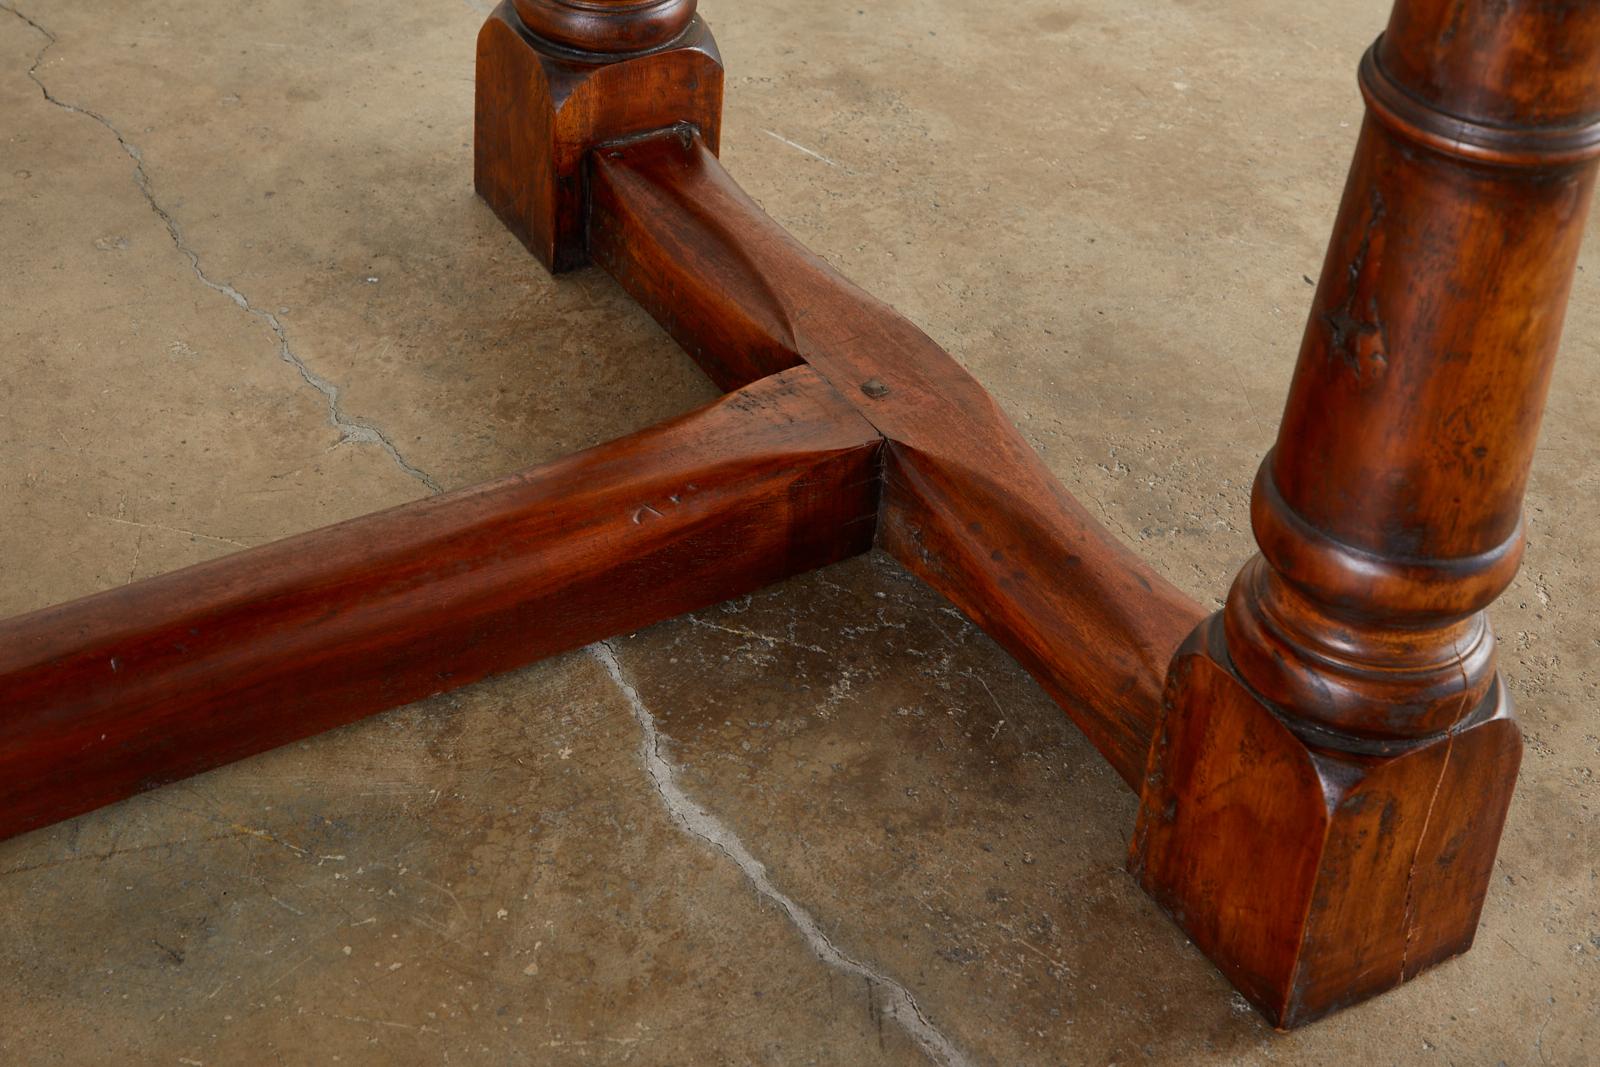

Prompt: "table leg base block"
[474,0,722,272]
[1129,616,1522,1028]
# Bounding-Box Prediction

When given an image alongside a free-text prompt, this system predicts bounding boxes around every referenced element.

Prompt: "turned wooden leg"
[1131,1,1600,1028]
[474,0,721,272]
[10,0,1594,1031]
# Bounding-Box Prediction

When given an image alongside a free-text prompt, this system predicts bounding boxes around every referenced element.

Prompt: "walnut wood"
[1381,0,1600,131]
[0,0,1586,1032]
[1133,620,1522,1027]
[475,1,721,272]
[590,131,1206,786]
[512,0,696,53]
[1235,28,1600,742]
[0,367,879,843]
[1133,0,1600,1028]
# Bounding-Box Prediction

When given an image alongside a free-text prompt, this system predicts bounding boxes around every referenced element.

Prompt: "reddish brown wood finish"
[591,131,1207,785]
[2,0,1589,1033]
[512,0,697,53]
[475,0,721,272]
[1134,620,1522,1027]
[0,367,879,843]
[1132,0,1600,1029]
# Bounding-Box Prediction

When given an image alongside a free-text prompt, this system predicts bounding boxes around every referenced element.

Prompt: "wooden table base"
[4,0,1596,1030]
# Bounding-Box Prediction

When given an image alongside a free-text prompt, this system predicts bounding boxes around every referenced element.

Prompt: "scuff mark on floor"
[3,2,442,495]
[762,129,842,168]
[592,639,975,1067]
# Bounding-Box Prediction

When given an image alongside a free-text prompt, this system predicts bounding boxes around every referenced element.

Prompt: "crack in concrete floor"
[5,5,969,1059]
[3,1,442,495]
[594,640,973,1067]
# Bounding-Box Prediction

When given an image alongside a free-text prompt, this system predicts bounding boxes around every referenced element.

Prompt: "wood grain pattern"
[475,1,721,272]
[591,131,1205,786]
[0,366,879,843]
[1132,620,1523,1028]
[1133,0,1600,1027]
[1,0,1586,1030]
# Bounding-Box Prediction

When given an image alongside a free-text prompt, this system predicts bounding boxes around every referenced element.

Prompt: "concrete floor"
[1,0,1595,1062]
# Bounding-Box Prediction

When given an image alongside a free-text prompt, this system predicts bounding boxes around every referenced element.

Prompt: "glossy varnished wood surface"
[1133,0,1600,1027]
[592,131,1206,786]
[2,0,1588,1031]
[512,0,696,53]
[475,2,722,272]
[0,366,879,843]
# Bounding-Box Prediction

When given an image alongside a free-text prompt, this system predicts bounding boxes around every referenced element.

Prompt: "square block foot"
[1130,616,1521,1028]
[474,1,723,272]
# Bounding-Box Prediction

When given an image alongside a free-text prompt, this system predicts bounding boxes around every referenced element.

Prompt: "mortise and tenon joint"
[2,0,1595,1033]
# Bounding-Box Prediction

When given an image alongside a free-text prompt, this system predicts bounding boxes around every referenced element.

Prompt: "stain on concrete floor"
[1,0,1596,1064]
